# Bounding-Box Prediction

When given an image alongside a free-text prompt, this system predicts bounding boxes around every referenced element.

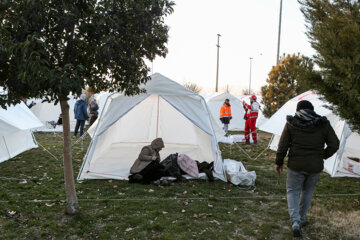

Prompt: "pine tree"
[261,53,314,117]
[300,0,360,132]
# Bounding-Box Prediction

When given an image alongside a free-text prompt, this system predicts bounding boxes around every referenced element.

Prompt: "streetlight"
[215,34,221,92]
[276,0,283,64]
[249,57,253,95]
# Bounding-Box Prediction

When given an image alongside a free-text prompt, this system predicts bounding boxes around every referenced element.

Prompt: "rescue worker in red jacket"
[220,99,232,136]
[243,95,260,144]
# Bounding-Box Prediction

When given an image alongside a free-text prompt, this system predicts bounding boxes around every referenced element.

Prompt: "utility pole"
[276,0,283,64]
[249,57,253,95]
[215,34,221,92]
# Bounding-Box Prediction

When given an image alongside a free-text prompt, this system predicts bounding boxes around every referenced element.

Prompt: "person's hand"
[152,156,157,161]
[275,165,283,174]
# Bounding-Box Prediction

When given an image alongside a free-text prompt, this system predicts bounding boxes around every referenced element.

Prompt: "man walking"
[74,94,89,137]
[243,95,260,144]
[275,100,339,237]
[220,98,232,136]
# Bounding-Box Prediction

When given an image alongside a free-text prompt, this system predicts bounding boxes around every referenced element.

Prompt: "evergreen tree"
[0,0,174,214]
[299,0,360,132]
[261,53,314,117]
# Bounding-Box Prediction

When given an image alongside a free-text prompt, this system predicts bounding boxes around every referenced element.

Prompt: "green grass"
[0,131,359,239]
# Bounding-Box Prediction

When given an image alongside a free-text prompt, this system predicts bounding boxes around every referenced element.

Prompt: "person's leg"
[250,118,257,142]
[299,172,320,225]
[244,119,250,141]
[90,116,97,126]
[79,120,85,136]
[287,169,306,237]
[287,169,305,224]
[224,124,228,135]
[139,161,164,184]
[74,120,80,136]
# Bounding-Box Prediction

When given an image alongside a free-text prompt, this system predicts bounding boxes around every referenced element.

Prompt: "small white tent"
[0,102,43,163]
[206,92,246,131]
[260,91,360,178]
[78,73,226,181]
[30,97,77,132]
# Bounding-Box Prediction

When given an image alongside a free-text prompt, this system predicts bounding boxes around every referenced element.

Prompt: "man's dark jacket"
[275,112,340,173]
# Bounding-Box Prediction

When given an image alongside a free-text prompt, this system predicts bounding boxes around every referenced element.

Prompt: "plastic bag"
[224,159,256,186]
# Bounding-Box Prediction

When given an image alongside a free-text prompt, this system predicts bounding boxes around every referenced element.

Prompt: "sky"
[146,0,316,95]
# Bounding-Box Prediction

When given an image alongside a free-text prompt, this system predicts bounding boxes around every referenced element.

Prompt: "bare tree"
[183,82,202,93]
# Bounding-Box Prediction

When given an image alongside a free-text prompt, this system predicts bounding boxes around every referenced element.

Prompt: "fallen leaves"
[7,210,16,216]
[209,220,220,225]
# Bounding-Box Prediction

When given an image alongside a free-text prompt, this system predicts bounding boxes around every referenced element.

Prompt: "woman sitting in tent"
[129,138,168,185]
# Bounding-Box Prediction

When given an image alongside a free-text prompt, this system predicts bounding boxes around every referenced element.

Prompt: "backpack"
[160,153,186,181]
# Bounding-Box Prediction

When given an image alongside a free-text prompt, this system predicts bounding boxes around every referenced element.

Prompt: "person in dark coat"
[89,98,99,126]
[74,94,89,137]
[129,138,166,185]
[275,100,339,237]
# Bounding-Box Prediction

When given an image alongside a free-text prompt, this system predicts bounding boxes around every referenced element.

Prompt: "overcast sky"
[146,0,316,94]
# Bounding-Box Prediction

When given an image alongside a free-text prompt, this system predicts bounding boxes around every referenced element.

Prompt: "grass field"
[0,131,359,239]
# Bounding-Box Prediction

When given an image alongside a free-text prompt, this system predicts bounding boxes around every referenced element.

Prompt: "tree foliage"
[0,0,174,214]
[261,53,315,118]
[0,0,174,104]
[183,82,202,93]
[299,0,360,132]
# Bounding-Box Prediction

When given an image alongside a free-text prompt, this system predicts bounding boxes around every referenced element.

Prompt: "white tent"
[78,73,226,181]
[260,91,360,178]
[206,92,246,131]
[30,96,77,132]
[94,91,112,118]
[0,102,43,163]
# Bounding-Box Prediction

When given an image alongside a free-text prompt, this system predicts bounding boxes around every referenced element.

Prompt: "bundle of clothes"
[128,138,214,186]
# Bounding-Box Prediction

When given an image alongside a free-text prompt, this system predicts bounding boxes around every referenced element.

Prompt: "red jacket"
[243,101,260,119]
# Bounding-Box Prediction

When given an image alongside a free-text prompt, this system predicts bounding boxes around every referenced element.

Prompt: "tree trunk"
[60,100,80,214]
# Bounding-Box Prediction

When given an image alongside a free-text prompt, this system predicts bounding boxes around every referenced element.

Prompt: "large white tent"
[30,96,77,132]
[206,92,246,131]
[78,73,226,181]
[260,91,360,178]
[0,102,43,163]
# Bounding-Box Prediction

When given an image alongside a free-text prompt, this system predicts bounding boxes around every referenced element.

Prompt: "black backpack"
[160,153,186,181]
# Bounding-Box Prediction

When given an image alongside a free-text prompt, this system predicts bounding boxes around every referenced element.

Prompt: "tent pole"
[2,136,11,160]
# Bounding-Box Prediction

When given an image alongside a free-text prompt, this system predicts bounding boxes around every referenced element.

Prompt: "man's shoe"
[253,141,257,145]
[292,222,302,237]
[132,173,143,181]
[160,179,171,186]
[245,140,250,144]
